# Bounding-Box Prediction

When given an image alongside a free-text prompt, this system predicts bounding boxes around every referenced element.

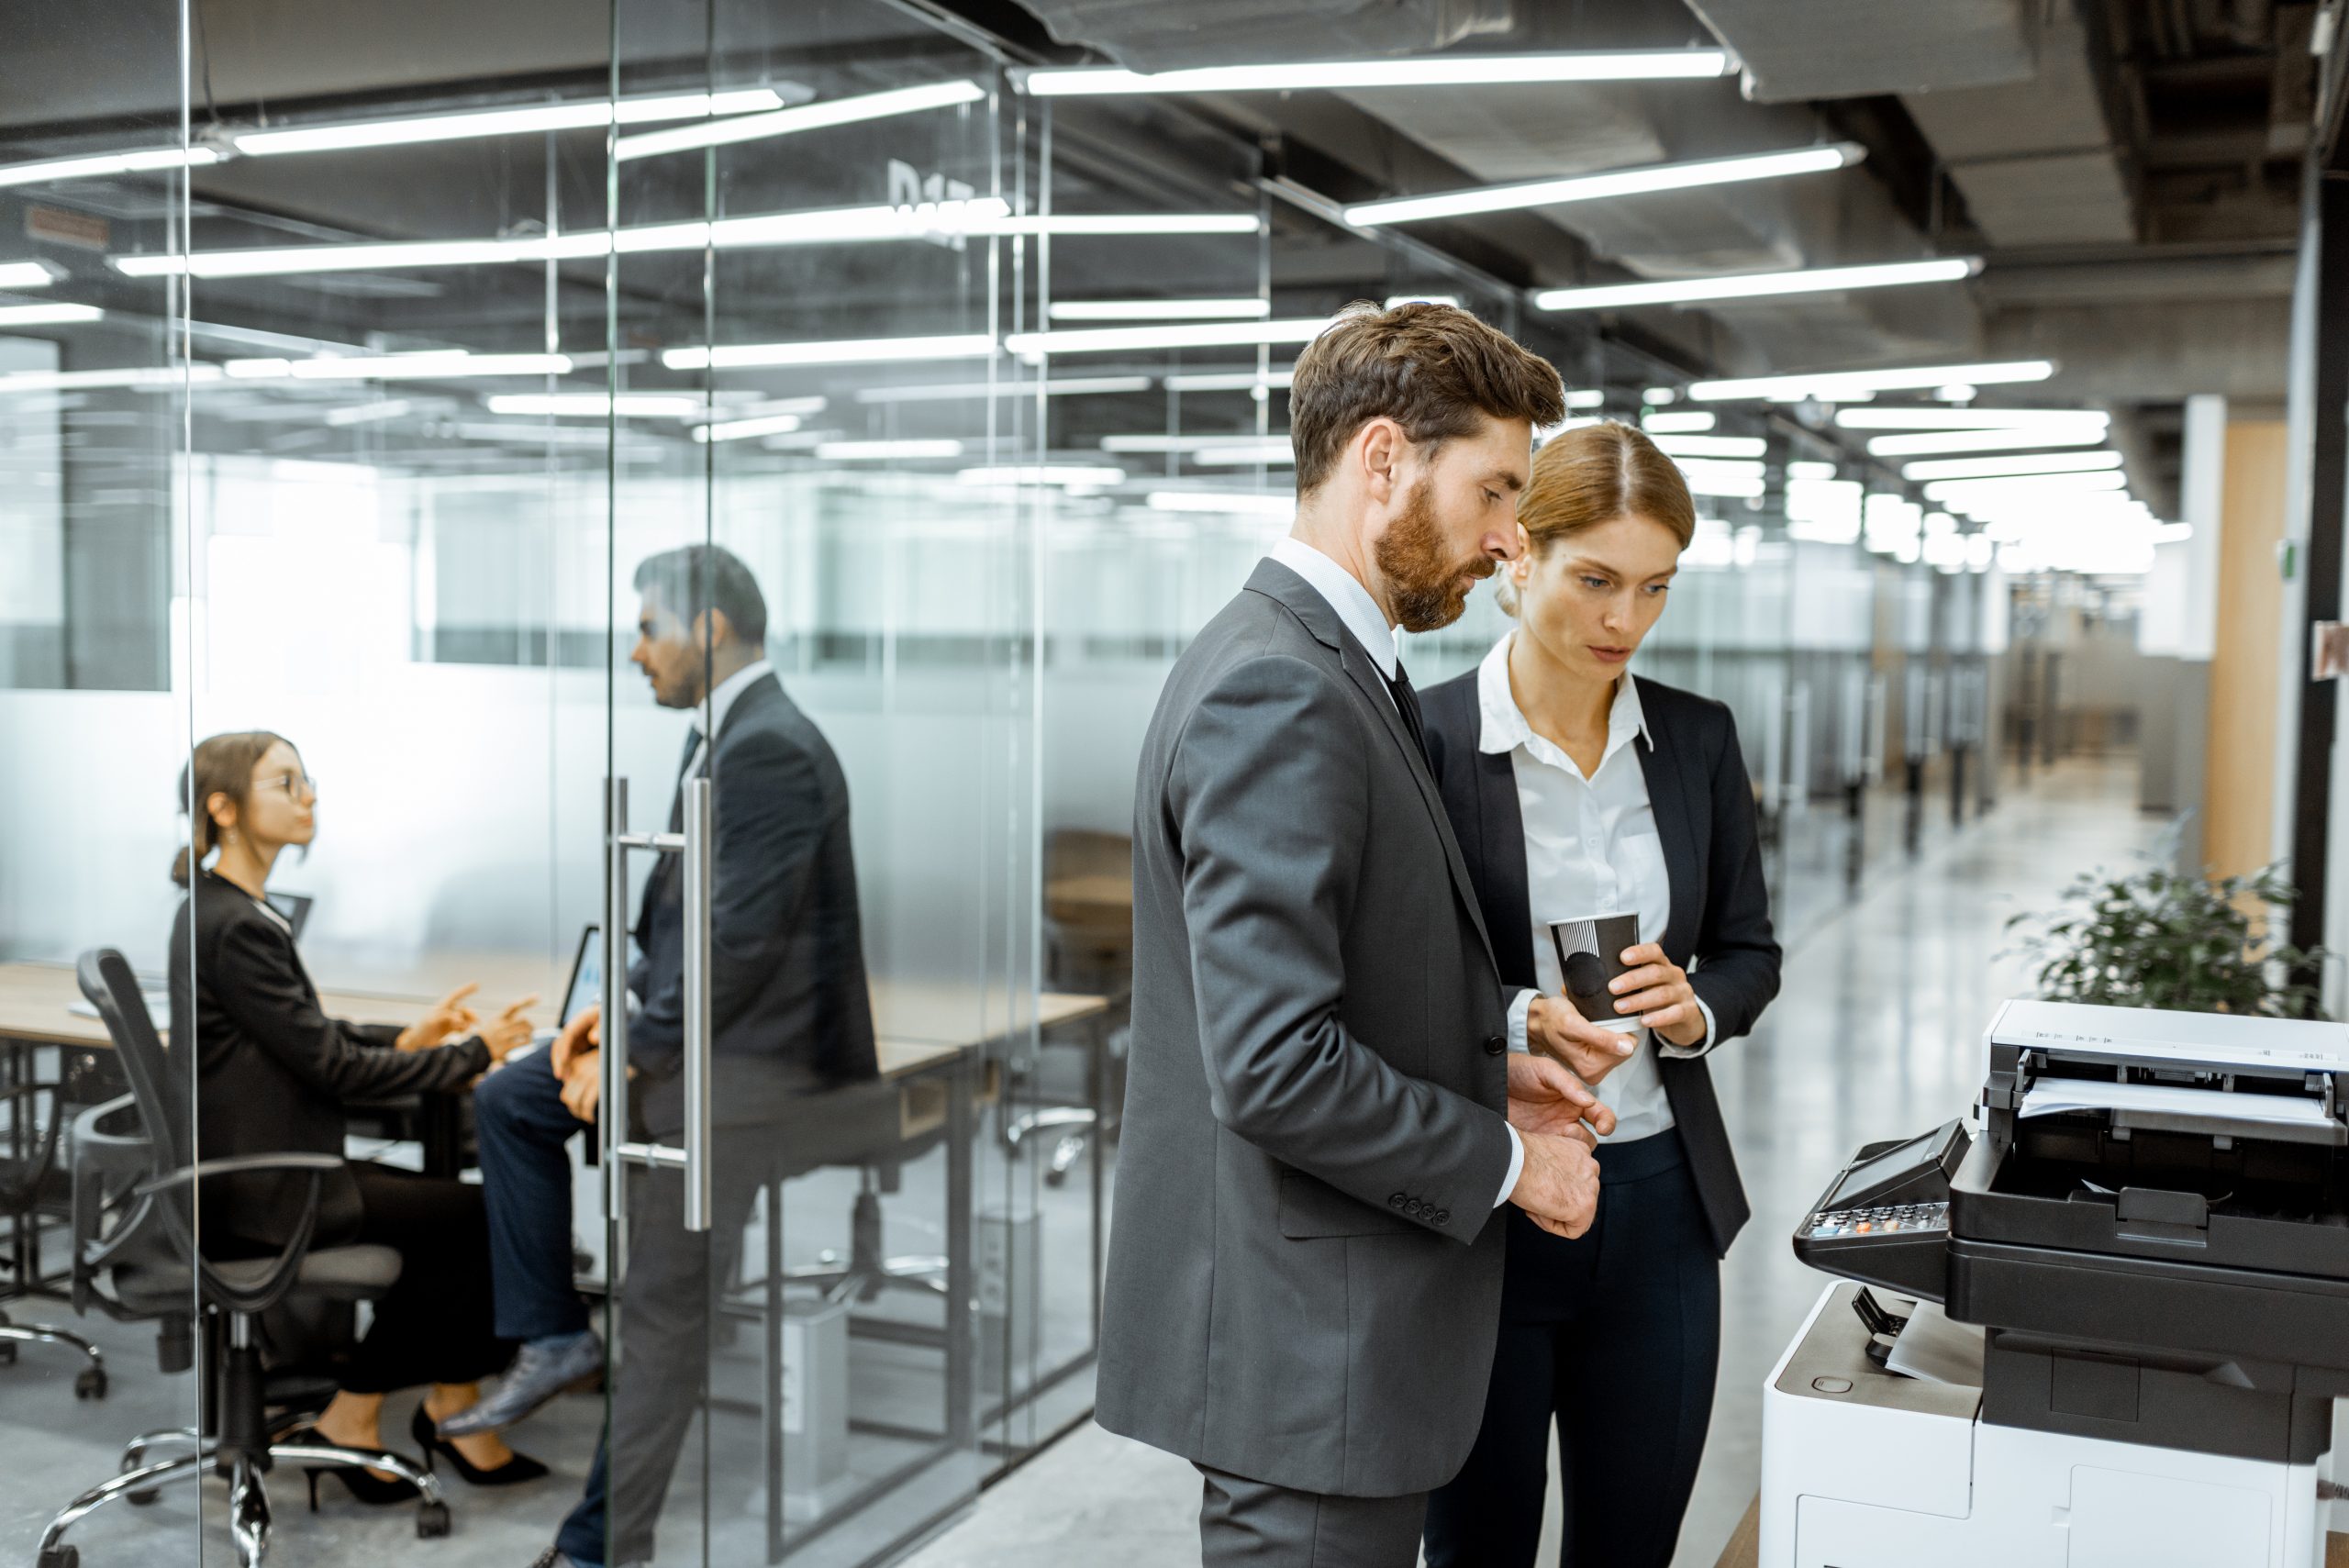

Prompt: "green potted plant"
[2005,859,2325,1018]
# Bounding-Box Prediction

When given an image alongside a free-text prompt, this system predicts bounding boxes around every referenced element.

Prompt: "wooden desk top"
[1044,873,1134,925]
[0,960,1107,1082]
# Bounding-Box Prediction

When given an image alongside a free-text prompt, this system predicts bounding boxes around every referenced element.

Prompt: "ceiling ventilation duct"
[1680,0,2040,101]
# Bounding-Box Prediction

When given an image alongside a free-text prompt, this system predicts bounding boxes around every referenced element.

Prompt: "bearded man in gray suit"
[1098,301,1615,1567]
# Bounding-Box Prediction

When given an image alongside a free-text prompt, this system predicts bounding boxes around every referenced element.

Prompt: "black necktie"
[665,724,704,833]
[1386,661,1431,767]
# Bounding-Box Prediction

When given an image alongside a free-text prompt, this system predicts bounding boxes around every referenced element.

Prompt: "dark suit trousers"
[334,1162,511,1393]
[556,1135,766,1568]
[473,1058,594,1342]
[1421,1131,1720,1568]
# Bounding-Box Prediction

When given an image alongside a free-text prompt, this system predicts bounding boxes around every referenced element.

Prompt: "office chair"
[780,1081,947,1305]
[0,1074,107,1397]
[35,950,451,1568]
[1004,828,1131,1186]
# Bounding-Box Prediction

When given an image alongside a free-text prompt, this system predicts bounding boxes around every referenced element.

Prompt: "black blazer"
[170,870,491,1251]
[1421,667,1781,1257]
[627,671,877,1139]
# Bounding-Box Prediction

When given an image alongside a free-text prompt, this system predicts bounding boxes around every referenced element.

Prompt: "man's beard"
[1375,478,1490,633]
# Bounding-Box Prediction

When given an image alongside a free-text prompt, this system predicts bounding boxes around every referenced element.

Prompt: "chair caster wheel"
[128,1488,160,1506]
[417,1499,451,1539]
[39,1546,79,1568]
[74,1367,106,1399]
[0,1342,17,1365]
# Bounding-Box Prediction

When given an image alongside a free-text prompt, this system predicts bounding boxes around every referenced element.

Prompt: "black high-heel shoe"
[282,1424,422,1507]
[410,1404,549,1486]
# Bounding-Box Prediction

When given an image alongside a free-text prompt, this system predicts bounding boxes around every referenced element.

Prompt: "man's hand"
[1527,994,1639,1084]
[1505,1052,1615,1147]
[559,1048,601,1123]
[477,995,540,1063]
[1508,1127,1601,1240]
[549,1003,601,1080]
[1609,943,1707,1048]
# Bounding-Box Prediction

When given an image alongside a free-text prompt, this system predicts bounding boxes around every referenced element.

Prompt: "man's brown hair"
[1288,301,1566,493]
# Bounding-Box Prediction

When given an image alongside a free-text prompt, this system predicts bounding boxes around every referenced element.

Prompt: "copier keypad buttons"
[1802,1201,1948,1239]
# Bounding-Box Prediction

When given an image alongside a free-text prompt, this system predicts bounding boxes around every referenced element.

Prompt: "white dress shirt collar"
[1475,631,1652,773]
[693,656,773,745]
[1268,536,1398,682]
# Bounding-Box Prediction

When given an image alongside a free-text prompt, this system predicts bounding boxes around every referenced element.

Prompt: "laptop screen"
[562,924,602,1029]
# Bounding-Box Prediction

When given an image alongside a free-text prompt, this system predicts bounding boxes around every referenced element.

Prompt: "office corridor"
[903,755,2170,1568]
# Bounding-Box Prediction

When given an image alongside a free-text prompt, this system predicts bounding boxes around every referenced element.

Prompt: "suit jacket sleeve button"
[1483,1034,1505,1056]
[1388,1192,1407,1208]
[1434,1209,1450,1226]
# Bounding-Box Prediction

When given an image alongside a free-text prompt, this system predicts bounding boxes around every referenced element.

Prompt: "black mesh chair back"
[74,950,190,1181]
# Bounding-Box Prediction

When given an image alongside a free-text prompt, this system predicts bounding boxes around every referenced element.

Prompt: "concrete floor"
[901,754,2170,1568]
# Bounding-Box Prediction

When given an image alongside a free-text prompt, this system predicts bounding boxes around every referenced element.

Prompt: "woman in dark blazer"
[1419,422,1781,1568]
[170,729,546,1499]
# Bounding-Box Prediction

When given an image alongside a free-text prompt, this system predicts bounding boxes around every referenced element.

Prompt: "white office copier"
[1761,999,2349,1568]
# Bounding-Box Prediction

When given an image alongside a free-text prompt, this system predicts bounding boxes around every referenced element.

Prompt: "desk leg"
[420,1093,463,1180]
[1087,1018,1105,1349]
[945,1057,974,1451]
[765,1165,784,1564]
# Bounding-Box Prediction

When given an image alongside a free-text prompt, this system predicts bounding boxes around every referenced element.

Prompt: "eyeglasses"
[255,772,318,800]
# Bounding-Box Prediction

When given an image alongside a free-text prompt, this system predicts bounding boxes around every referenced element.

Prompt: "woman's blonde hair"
[1496,419,1698,617]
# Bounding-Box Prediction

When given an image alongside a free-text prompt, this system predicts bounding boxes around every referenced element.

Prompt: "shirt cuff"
[1658,995,1720,1059]
[1495,1123,1525,1207]
[1506,986,1533,1053]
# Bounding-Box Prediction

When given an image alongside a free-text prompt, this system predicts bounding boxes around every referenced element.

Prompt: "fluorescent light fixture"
[1652,433,1765,459]
[484,393,702,417]
[1534,256,1979,313]
[1027,50,1733,96]
[0,261,61,289]
[956,464,1127,486]
[2151,523,2193,545]
[1536,417,1604,439]
[984,213,1263,236]
[1834,406,2107,430]
[322,398,414,427]
[116,198,1013,279]
[1194,442,1299,466]
[1146,490,1294,517]
[1564,389,1606,410]
[1675,459,1767,498]
[618,81,984,161]
[0,145,221,190]
[812,439,965,460]
[0,303,101,326]
[1008,318,1334,359]
[1787,460,1839,480]
[685,395,827,421]
[231,89,787,157]
[693,413,803,443]
[1347,144,1862,228]
[1644,387,1679,405]
[1922,471,2129,504]
[1049,297,1269,321]
[0,364,226,395]
[228,351,573,382]
[1688,359,2054,403]
[1101,433,1291,454]
[856,374,1151,404]
[1384,294,1461,309]
[1868,426,2109,458]
[1899,450,2124,482]
[1641,411,1715,433]
[1163,370,1296,394]
[662,333,996,372]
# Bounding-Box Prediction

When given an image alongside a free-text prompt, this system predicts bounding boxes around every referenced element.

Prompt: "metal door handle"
[603,777,630,1224]
[680,775,714,1232]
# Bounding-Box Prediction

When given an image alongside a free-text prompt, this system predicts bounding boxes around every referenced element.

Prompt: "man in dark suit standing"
[448,545,878,1568]
[1097,302,1613,1568]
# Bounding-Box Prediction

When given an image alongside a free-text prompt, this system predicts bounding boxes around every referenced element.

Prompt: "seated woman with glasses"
[169,730,548,1503]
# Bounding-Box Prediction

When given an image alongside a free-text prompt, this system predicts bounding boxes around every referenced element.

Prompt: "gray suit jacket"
[1097,558,1518,1498]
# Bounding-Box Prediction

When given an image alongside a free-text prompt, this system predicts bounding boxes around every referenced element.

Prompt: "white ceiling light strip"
[956,464,1129,486]
[112,198,1014,280]
[1640,411,1715,433]
[1688,359,2055,403]
[0,261,61,289]
[1347,144,1861,228]
[1048,297,1270,321]
[230,89,787,157]
[812,439,966,460]
[983,213,1263,236]
[1163,370,1297,393]
[1923,472,2129,506]
[1026,50,1734,96]
[855,374,1152,403]
[483,393,702,418]
[1101,433,1291,453]
[617,80,985,161]
[1008,317,1335,359]
[1899,450,2125,482]
[0,146,222,190]
[1145,490,1295,516]
[0,364,226,395]
[662,334,996,372]
[0,303,102,327]
[1867,425,2110,457]
[1649,432,1765,459]
[1834,406,2108,430]
[1193,441,1298,466]
[224,351,573,382]
[1534,256,1979,313]
[693,413,806,443]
